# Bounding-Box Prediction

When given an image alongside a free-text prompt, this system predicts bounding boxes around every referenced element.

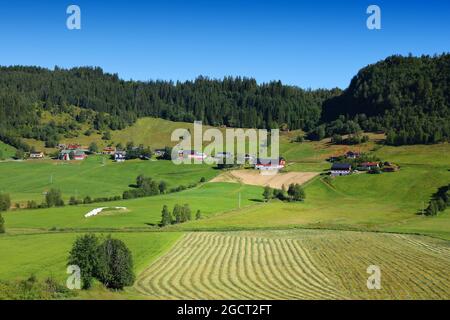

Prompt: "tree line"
[1,53,448,149]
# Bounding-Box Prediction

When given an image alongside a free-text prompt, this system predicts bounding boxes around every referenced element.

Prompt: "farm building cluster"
[329,151,399,176]
[58,144,88,161]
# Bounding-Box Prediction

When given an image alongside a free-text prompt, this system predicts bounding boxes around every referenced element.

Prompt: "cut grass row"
[135,230,450,299]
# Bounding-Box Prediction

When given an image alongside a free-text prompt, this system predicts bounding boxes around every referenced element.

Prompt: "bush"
[288,184,305,202]
[27,200,38,209]
[263,186,272,201]
[200,177,206,183]
[96,237,135,290]
[0,193,11,212]
[45,189,64,207]
[0,213,5,233]
[67,234,101,289]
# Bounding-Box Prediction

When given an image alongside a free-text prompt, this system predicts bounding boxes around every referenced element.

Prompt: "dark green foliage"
[321,54,450,145]
[160,205,172,226]
[287,183,306,201]
[173,204,182,224]
[0,66,339,145]
[67,234,100,289]
[195,210,202,220]
[158,180,167,194]
[0,193,11,211]
[423,184,450,216]
[263,186,272,201]
[96,237,135,290]
[200,177,206,183]
[0,213,5,233]
[89,142,98,153]
[45,189,64,207]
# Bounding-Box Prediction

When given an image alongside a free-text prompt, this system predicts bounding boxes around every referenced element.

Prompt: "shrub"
[96,237,135,290]
[288,184,306,202]
[263,186,272,201]
[200,177,206,183]
[0,193,11,212]
[196,210,202,220]
[0,213,5,233]
[45,189,64,207]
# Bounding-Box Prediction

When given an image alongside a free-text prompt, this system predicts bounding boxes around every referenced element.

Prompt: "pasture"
[2,183,263,230]
[0,232,182,282]
[0,156,218,203]
[175,158,450,240]
[135,230,450,299]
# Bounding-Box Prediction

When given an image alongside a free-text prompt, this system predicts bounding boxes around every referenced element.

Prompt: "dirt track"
[210,169,319,189]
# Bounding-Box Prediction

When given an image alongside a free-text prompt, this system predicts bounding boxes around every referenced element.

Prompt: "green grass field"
[0,117,449,300]
[0,232,182,283]
[3,182,263,231]
[0,141,16,160]
[0,156,219,203]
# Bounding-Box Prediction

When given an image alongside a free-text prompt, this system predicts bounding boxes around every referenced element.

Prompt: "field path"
[211,170,319,189]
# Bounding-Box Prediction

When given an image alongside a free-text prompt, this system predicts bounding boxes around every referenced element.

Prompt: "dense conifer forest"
[0,53,449,150]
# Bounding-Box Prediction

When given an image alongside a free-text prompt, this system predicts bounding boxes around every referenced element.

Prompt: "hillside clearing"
[210,170,319,189]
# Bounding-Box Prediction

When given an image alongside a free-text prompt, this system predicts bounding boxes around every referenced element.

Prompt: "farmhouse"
[330,163,352,176]
[255,157,286,171]
[358,162,379,171]
[345,151,360,159]
[103,146,116,155]
[29,151,44,159]
[179,150,207,161]
[59,149,87,161]
[73,150,87,161]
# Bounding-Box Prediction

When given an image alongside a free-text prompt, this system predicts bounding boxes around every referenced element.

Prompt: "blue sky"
[0,0,448,88]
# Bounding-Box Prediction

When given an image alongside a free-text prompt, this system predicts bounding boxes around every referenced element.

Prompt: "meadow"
[3,182,263,230]
[0,117,449,300]
[0,232,182,282]
[135,230,450,300]
[0,156,219,203]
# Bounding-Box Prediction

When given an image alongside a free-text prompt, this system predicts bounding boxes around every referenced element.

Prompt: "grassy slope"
[0,232,182,282]
[175,143,450,240]
[0,141,16,159]
[0,156,218,203]
[3,182,263,230]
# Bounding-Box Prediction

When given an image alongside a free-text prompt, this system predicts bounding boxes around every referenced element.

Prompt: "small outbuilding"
[331,163,352,176]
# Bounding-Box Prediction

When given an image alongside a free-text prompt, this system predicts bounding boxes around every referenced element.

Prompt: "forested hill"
[320,54,450,145]
[1,54,449,150]
[0,66,339,136]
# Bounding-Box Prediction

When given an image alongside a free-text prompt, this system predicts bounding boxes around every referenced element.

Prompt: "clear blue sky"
[0,0,448,89]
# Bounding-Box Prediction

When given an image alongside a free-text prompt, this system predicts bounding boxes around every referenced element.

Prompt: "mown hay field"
[135,230,450,300]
